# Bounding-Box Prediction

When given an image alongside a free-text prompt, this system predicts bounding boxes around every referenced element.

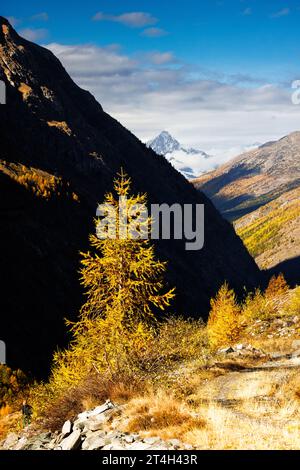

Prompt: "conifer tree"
[78,169,175,327]
[56,170,175,381]
[207,283,241,350]
[265,273,289,299]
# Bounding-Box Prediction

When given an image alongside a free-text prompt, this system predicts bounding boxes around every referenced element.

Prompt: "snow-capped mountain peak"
[146,131,211,179]
[147,131,181,155]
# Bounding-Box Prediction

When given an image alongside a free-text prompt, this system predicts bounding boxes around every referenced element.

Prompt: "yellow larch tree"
[207,282,241,350]
[51,170,175,387]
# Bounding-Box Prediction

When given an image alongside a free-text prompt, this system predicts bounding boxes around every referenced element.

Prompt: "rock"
[168,438,181,449]
[76,400,115,424]
[60,430,81,451]
[127,441,153,450]
[14,436,28,450]
[143,437,161,445]
[217,346,234,354]
[73,418,87,431]
[235,344,245,351]
[22,433,53,451]
[292,349,300,358]
[89,400,115,417]
[84,412,113,432]
[75,411,89,422]
[183,443,193,450]
[123,434,135,444]
[61,420,72,437]
[2,433,19,450]
[82,431,106,450]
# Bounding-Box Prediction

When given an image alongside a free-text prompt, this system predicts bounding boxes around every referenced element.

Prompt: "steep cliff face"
[0,17,261,376]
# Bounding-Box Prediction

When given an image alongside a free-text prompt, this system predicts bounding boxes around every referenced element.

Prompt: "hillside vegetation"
[235,187,300,270]
[1,175,299,450]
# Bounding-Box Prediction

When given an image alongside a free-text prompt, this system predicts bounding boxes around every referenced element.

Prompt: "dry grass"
[39,373,144,432]
[124,391,206,441]
[0,411,22,441]
[184,404,300,449]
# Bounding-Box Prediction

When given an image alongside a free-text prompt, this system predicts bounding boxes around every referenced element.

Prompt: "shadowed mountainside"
[0,17,261,376]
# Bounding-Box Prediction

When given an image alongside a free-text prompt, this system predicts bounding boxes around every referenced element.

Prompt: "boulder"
[89,400,115,417]
[84,413,112,432]
[77,400,115,421]
[82,431,106,450]
[2,433,19,450]
[61,420,72,437]
[14,436,28,450]
[60,430,81,451]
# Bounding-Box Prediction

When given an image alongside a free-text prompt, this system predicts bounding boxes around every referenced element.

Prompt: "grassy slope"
[234,187,300,269]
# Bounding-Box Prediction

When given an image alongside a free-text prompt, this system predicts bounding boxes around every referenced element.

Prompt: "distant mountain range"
[193,131,300,284]
[147,131,261,179]
[147,131,211,179]
[0,17,261,376]
[193,131,300,221]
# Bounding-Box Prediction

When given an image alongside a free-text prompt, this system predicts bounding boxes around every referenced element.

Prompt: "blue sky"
[2,0,300,157]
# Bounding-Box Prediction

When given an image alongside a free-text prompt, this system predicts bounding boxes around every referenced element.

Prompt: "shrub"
[241,288,274,321]
[286,287,300,316]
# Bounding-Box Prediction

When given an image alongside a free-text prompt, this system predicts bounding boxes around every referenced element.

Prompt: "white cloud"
[30,12,49,22]
[141,27,168,38]
[148,52,176,65]
[19,28,48,41]
[44,42,300,161]
[271,8,290,18]
[92,11,157,28]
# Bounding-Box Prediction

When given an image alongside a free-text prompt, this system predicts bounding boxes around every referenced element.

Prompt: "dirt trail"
[196,355,300,426]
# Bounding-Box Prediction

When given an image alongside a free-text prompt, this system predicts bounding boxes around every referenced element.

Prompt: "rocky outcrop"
[0,400,193,451]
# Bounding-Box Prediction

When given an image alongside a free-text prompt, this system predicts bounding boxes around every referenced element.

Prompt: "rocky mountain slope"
[235,187,300,284]
[147,131,211,179]
[0,17,261,376]
[193,132,300,221]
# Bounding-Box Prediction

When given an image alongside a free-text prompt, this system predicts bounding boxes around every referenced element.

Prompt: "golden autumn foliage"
[42,171,175,402]
[207,283,241,350]
[286,286,300,315]
[0,161,80,201]
[0,365,28,407]
[241,288,272,320]
[265,273,289,299]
